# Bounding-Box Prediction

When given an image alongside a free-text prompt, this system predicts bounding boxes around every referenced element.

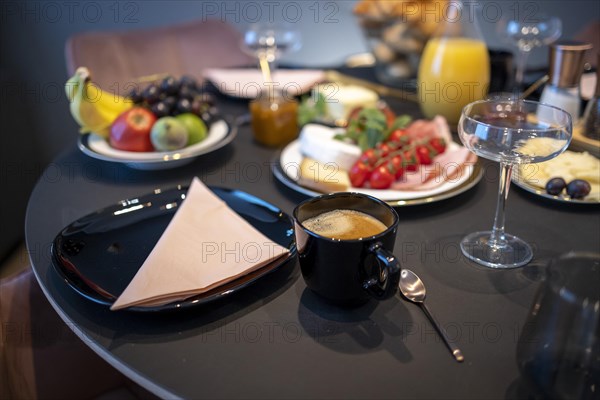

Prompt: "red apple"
[109,107,156,152]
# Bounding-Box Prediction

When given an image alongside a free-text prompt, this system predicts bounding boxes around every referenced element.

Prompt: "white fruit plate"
[78,119,235,170]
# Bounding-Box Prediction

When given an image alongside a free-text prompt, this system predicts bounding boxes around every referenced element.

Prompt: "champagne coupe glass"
[458,100,572,268]
[241,23,302,84]
[499,15,561,89]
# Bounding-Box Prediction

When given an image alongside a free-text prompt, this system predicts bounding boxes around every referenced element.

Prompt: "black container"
[517,252,600,399]
[489,49,514,93]
[293,193,401,306]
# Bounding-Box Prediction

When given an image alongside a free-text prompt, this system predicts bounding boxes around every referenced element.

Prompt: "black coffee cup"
[293,192,401,306]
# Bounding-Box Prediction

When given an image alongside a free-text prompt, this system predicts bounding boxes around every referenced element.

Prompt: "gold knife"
[324,70,419,103]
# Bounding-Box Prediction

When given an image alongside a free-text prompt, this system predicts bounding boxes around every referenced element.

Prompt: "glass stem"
[515,49,530,88]
[490,162,512,248]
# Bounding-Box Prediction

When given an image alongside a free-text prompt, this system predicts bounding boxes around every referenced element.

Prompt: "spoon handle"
[419,302,464,363]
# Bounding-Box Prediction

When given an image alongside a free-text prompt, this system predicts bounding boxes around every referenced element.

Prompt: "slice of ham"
[404,116,453,144]
[388,116,476,191]
[391,146,477,191]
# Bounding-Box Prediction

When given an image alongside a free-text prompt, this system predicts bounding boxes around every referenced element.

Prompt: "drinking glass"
[458,100,572,268]
[241,23,302,83]
[499,15,562,88]
[517,252,600,399]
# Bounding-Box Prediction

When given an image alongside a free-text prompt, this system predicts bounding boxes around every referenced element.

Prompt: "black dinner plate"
[51,186,296,312]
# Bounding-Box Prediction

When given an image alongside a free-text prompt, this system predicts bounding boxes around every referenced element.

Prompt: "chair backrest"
[65,19,254,94]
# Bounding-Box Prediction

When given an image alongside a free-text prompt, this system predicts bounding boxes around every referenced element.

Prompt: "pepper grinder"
[540,41,593,123]
[580,54,600,141]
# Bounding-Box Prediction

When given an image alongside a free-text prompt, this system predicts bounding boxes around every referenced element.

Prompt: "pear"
[150,117,188,151]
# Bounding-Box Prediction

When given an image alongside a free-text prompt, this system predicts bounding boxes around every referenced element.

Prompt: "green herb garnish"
[298,92,327,126]
[335,108,413,151]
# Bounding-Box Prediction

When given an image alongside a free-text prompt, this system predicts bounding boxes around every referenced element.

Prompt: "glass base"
[460,231,533,269]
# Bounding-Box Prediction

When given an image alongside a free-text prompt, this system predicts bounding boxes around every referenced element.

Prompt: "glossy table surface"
[26,84,600,399]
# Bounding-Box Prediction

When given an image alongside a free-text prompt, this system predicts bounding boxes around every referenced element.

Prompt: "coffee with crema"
[302,209,387,240]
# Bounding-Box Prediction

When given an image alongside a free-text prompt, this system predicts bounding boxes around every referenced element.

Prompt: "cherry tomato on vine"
[359,148,378,166]
[376,142,392,157]
[388,129,411,145]
[349,161,371,187]
[369,164,395,189]
[389,155,405,179]
[402,149,418,171]
[416,145,433,165]
[429,137,446,155]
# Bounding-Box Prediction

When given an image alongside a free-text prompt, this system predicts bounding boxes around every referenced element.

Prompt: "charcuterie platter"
[273,109,482,206]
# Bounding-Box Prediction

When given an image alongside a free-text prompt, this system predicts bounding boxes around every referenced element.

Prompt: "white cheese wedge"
[299,124,361,171]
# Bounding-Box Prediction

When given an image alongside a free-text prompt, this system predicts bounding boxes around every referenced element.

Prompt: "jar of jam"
[250,91,298,147]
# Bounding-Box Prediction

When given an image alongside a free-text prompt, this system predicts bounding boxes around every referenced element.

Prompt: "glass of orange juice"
[417,1,490,126]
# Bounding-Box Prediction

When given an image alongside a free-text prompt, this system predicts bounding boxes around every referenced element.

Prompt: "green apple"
[176,113,207,145]
[150,117,188,151]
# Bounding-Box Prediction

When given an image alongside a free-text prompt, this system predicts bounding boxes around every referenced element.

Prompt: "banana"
[65,67,133,138]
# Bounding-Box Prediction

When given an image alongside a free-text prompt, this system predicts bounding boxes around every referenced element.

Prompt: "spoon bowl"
[399,269,426,303]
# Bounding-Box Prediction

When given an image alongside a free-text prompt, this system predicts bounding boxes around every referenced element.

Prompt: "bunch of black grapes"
[128,76,218,126]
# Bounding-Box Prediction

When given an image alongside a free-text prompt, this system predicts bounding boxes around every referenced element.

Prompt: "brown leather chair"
[65,19,254,93]
[0,268,153,399]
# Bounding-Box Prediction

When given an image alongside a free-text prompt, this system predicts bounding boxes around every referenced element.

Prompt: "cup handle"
[362,243,401,300]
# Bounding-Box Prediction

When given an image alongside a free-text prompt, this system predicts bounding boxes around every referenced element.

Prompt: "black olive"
[545,177,567,196]
[566,179,591,199]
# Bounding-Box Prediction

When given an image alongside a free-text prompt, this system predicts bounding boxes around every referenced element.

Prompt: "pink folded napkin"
[203,68,325,98]
[111,177,290,310]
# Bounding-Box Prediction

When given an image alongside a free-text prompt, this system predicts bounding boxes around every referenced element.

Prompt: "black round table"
[26,94,600,399]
